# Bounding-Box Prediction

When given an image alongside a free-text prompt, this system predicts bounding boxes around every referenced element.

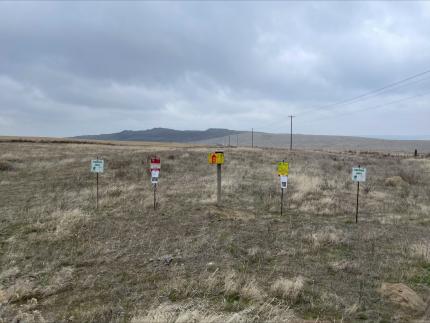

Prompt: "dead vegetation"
[0,141,430,322]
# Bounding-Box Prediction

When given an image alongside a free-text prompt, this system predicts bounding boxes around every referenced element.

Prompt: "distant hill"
[74,128,242,143]
[74,128,430,153]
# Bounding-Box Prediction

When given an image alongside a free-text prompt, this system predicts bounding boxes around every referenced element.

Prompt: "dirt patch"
[384,176,405,187]
[379,283,426,315]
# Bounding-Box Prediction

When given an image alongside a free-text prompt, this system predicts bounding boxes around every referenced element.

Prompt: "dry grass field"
[1,139,430,322]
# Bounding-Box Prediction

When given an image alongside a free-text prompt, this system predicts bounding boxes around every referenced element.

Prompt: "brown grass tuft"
[0,160,15,171]
[270,276,305,304]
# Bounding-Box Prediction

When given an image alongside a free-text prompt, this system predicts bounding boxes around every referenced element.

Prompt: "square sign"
[280,175,288,189]
[151,170,159,184]
[150,157,160,184]
[352,167,366,182]
[208,151,224,165]
[91,160,104,173]
[277,162,289,176]
[150,157,161,171]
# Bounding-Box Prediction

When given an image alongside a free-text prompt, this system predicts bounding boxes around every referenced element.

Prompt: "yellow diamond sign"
[277,162,289,176]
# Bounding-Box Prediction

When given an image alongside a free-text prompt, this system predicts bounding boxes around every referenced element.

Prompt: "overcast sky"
[0,1,429,138]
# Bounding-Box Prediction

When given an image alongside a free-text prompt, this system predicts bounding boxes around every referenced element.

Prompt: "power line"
[258,68,430,131]
[302,90,430,126]
[297,68,430,117]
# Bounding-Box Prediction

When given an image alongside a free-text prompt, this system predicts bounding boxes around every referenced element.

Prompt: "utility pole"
[228,135,231,147]
[252,128,254,148]
[236,134,239,147]
[289,115,295,150]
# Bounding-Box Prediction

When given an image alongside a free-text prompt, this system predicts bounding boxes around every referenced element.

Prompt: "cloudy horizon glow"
[0,2,429,138]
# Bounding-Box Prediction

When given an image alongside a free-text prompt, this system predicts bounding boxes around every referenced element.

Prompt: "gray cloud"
[0,1,429,137]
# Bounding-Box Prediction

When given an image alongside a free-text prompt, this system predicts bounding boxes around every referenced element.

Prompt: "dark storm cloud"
[0,1,429,136]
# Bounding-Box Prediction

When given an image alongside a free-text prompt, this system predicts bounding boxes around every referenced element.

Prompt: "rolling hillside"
[75,128,430,153]
[75,128,242,143]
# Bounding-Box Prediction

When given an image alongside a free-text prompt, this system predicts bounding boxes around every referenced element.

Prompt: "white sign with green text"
[352,167,366,182]
[91,160,104,173]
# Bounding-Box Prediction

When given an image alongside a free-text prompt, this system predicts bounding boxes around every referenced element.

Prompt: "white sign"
[280,175,288,189]
[91,160,104,173]
[151,170,159,184]
[352,167,366,182]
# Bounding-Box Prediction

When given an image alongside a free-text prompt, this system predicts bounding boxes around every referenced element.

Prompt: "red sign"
[150,157,161,171]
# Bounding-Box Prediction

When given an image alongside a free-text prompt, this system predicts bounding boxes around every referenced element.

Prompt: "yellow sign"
[277,162,289,176]
[208,152,224,165]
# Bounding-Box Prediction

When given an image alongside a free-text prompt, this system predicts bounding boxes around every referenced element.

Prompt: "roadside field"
[1,141,429,322]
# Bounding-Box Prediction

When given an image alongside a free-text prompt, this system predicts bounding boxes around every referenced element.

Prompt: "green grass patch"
[410,263,430,286]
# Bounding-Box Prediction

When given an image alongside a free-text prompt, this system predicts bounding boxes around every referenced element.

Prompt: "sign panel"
[91,160,104,173]
[277,162,289,176]
[150,157,161,171]
[150,157,160,184]
[352,167,366,182]
[280,175,288,189]
[151,173,159,184]
[208,151,224,165]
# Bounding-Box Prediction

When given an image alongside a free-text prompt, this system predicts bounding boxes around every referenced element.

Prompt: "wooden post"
[217,163,221,205]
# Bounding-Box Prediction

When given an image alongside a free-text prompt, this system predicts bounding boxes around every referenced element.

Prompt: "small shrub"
[246,246,267,264]
[240,278,265,302]
[384,176,405,187]
[306,226,345,249]
[0,161,14,171]
[224,270,241,296]
[399,169,420,185]
[109,159,131,170]
[410,242,430,263]
[107,186,122,198]
[270,276,305,304]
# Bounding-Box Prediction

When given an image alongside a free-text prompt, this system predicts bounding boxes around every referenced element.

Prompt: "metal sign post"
[153,184,157,210]
[277,161,289,216]
[281,187,284,216]
[150,157,161,210]
[352,165,366,223]
[356,181,360,223]
[91,157,104,209]
[208,151,224,205]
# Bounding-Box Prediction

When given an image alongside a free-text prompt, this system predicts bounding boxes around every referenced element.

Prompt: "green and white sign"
[352,167,366,182]
[91,160,104,173]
